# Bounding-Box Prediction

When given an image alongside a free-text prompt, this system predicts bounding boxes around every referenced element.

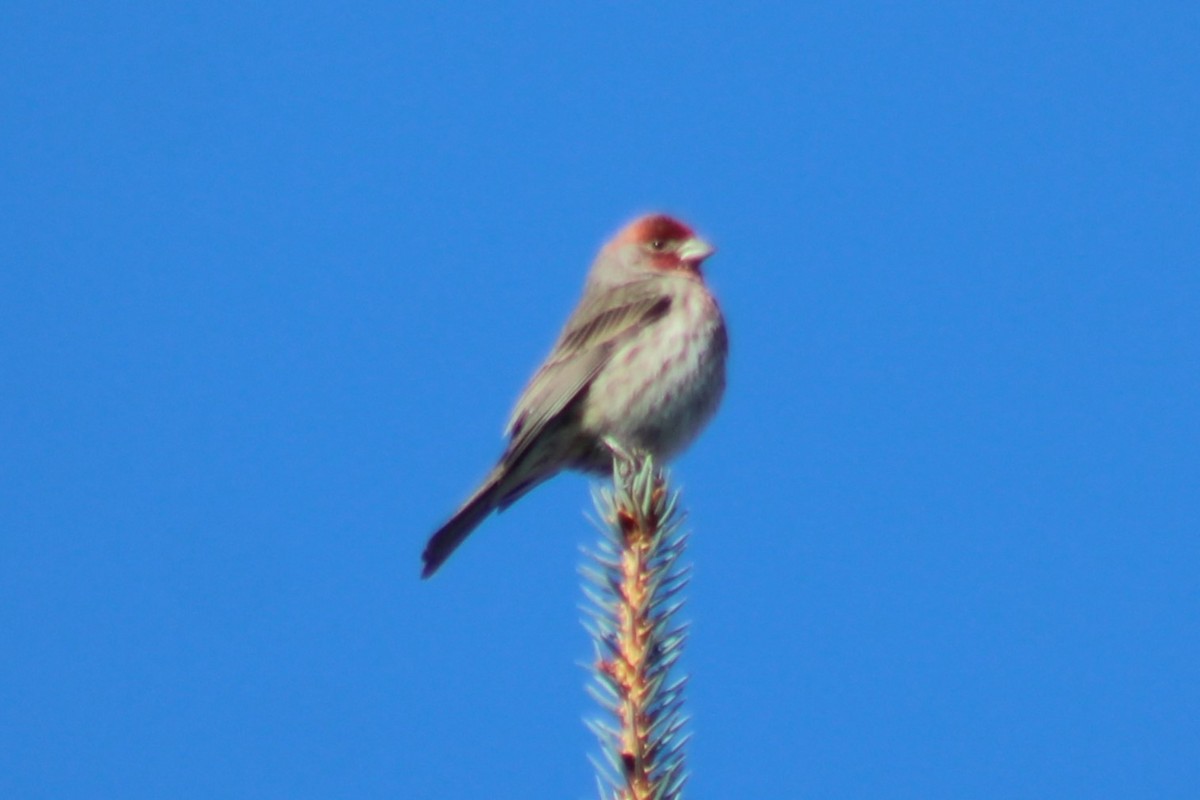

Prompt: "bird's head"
[611,214,715,275]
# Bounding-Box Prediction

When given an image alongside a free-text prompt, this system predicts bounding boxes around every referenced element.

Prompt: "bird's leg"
[601,435,645,479]
[601,435,634,462]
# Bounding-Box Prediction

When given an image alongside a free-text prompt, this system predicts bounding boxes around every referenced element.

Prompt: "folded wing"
[503,279,672,466]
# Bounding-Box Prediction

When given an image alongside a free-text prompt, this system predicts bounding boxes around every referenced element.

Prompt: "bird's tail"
[421,466,506,578]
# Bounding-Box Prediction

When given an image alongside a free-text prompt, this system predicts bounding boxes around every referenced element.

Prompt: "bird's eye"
[648,239,668,251]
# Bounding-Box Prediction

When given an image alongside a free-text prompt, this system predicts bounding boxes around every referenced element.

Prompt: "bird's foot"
[601,435,646,479]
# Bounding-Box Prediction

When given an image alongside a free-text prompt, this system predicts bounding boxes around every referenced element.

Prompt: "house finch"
[421,214,727,577]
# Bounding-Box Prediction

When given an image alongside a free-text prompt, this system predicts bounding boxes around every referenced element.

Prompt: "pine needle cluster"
[582,454,692,800]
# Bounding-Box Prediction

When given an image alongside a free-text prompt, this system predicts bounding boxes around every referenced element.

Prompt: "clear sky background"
[2,3,1197,798]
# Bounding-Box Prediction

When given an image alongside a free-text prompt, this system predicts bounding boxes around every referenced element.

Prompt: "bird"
[421,213,727,578]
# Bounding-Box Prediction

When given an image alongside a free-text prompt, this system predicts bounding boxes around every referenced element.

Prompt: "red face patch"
[605,214,711,274]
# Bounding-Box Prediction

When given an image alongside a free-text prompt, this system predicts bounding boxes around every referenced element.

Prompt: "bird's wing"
[502,279,672,463]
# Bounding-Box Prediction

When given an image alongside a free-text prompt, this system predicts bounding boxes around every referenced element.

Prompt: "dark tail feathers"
[421,468,505,578]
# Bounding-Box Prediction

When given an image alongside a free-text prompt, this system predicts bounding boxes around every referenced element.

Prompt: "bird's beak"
[677,236,715,263]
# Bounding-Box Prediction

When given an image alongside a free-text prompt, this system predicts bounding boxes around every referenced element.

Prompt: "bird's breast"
[582,281,727,462]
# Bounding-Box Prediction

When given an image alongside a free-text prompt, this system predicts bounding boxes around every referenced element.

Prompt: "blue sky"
[2,2,1197,797]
